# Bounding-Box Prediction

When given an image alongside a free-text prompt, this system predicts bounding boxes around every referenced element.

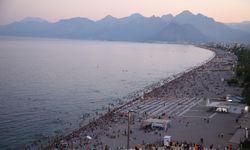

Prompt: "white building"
[206,101,247,114]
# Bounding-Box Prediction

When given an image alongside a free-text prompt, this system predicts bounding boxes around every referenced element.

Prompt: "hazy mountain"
[0,11,250,43]
[0,17,51,37]
[153,22,209,42]
[173,10,249,42]
[227,21,250,33]
[90,13,166,41]
[161,14,174,23]
[18,17,48,23]
[98,15,118,26]
[49,17,97,39]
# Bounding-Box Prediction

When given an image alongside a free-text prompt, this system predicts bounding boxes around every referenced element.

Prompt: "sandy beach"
[25,47,245,150]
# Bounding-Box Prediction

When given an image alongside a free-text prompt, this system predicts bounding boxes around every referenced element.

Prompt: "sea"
[0,37,214,149]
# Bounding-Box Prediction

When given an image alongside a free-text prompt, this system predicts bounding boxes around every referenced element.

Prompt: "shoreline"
[40,46,218,149]
[115,45,216,108]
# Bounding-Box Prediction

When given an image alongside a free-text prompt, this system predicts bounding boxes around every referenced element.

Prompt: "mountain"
[173,10,249,42]
[87,13,166,41]
[98,15,118,26]
[50,17,97,39]
[161,14,173,23]
[0,11,250,43]
[227,21,250,33]
[0,17,51,37]
[18,17,48,23]
[152,22,209,42]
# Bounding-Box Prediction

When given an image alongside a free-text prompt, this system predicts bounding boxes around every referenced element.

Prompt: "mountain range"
[0,10,250,43]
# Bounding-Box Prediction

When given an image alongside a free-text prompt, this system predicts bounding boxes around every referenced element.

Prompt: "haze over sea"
[0,37,214,149]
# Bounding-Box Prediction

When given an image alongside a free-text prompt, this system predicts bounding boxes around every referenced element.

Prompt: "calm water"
[0,37,214,149]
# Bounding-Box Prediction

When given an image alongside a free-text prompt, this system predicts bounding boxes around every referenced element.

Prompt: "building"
[206,101,247,114]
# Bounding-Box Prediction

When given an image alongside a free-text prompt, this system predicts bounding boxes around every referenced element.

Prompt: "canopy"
[143,118,171,124]
[86,136,92,140]
[142,118,171,130]
[163,135,171,146]
[207,102,230,108]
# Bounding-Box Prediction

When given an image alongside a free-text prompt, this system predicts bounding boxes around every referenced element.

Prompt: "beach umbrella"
[86,136,92,140]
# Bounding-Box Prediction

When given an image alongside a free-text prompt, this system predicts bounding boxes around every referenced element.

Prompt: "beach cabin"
[141,118,171,130]
[206,101,247,114]
[207,102,229,112]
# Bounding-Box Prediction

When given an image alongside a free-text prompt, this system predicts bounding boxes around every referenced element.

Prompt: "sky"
[0,0,250,25]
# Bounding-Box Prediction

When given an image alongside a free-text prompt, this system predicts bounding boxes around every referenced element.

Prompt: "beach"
[27,47,244,150]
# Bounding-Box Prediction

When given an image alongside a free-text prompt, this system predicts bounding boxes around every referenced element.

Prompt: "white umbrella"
[86,135,92,140]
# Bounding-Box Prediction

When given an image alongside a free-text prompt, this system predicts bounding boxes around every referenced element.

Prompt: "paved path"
[119,97,204,118]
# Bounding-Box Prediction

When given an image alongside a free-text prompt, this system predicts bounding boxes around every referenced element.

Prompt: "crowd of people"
[19,47,244,150]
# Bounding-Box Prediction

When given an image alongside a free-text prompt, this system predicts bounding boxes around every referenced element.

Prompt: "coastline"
[39,46,220,149]
[115,45,216,108]
[0,39,218,150]
[20,45,243,150]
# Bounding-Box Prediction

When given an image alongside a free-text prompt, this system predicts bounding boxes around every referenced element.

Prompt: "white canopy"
[207,102,230,108]
[86,135,92,140]
[163,135,171,146]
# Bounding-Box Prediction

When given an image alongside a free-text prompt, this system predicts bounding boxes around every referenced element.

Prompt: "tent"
[163,135,171,146]
[207,101,246,114]
[142,118,171,130]
[207,102,230,112]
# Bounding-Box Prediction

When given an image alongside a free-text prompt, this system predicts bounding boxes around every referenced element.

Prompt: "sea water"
[0,37,214,149]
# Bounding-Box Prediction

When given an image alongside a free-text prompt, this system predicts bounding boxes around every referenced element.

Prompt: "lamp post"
[127,110,134,150]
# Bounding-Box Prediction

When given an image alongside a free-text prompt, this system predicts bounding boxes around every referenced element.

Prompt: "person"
[194,144,198,150]
[210,144,213,149]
